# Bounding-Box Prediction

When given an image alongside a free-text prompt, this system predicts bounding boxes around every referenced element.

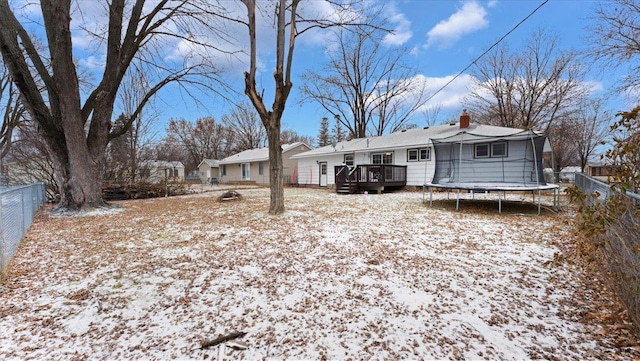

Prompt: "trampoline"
[422,127,559,214]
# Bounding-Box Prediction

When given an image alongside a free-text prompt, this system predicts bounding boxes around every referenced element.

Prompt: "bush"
[572,106,640,334]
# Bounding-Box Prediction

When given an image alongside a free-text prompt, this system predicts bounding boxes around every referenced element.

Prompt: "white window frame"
[419,148,431,161]
[372,152,394,164]
[491,142,508,157]
[474,144,490,158]
[407,149,419,162]
[344,154,354,166]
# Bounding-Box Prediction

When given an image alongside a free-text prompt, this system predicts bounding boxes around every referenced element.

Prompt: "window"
[173,169,179,178]
[221,165,226,176]
[140,168,150,178]
[372,152,393,164]
[344,154,354,166]
[419,148,431,161]
[475,142,507,158]
[474,144,490,158]
[258,161,264,175]
[408,148,430,161]
[491,142,507,157]
[407,149,419,161]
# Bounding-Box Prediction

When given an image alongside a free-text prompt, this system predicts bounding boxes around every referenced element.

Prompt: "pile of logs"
[102,183,187,200]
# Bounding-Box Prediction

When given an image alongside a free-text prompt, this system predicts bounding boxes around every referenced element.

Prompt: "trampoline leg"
[498,192,502,214]
[538,189,541,215]
[456,189,460,211]
[429,187,433,207]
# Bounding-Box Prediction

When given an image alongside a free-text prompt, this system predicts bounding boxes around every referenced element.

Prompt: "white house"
[139,160,185,183]
[197,159,220,184]
[218,142,311,185]
[291,112,554,193]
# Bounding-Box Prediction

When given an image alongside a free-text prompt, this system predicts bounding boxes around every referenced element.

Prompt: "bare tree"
[222,102,265,152]
[606,106,640,192]
[280,129,314,146]
[116,70,159,184]
[465,30,588,133]
[3,121,57,198]
[546,117,580,178]
[241,0,362,214]
[571,98,613,172]
[587,0,640,97]
[0,0,231,210]
[0,65,25,161]
[421,104,442,127]
[167,117,228,171]
[300,16,424,138]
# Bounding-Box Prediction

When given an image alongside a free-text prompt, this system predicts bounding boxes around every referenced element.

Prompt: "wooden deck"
[335,164,407,194]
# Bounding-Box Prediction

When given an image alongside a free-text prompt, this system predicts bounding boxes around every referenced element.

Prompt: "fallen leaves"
[0,187,638,359]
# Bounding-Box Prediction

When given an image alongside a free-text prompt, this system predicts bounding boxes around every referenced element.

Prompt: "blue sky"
[184,0,627,140]
[11,0,631,142]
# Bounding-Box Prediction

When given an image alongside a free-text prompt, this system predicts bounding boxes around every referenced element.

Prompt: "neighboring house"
[218,142,311,185]
[139,160,185,183]
[1,157,52,186]
[197,159,220,184]
[585,162,619,182]
[292,112,555,194]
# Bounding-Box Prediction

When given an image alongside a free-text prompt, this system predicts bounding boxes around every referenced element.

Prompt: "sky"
[169,0,628,140]
[9,0,632,143]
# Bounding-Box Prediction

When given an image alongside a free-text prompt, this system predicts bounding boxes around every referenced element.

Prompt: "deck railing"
[335,164,407,193]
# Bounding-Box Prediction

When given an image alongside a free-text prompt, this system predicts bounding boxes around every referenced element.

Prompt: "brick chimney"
[460,109,470,129]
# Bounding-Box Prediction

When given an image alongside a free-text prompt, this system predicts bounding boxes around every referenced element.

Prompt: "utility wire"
[424,0,549,104]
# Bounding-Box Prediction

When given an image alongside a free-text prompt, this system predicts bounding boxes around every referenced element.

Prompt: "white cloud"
[382,10,413,46]
[415,73,477,111]
[78,55,105,70]
[424,0,489,50]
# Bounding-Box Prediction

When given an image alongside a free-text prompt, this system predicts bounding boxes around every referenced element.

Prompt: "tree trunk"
[266,121,284,214]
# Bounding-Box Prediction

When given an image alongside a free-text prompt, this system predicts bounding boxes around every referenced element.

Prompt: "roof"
[430,127,545,144]
[198,159,220,168]
[219,142,310,164]
[141,160,184,168]
[292,122,543,159]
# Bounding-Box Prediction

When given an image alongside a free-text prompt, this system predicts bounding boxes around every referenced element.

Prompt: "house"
[218,142,311,185]
[197,159,220,184]
[292,111,556,195]
[585,162,619,182]
[139,160,185,183]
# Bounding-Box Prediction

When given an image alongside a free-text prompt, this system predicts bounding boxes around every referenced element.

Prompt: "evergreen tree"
[317,117,330,146]
[333,121,346,143]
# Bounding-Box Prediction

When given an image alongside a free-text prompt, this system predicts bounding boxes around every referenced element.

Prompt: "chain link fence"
[0,183,46,276]
[574,172,640,332]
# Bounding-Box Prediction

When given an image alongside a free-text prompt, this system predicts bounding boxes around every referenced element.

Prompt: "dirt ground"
[1,187,638,359]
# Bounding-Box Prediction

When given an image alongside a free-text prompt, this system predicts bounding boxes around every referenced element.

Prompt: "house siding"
[198,163,219,183]
[219,143,310,185]
[297,154,345,186]
[296,147,435,187]
[433,140,543,184]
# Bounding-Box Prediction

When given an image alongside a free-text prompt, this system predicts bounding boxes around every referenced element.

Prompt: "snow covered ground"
[1,187,638,360]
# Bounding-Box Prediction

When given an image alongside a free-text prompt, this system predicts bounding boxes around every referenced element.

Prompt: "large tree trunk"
[266,121,284,214]
[44,0,107,210]
[41,121,107,210]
